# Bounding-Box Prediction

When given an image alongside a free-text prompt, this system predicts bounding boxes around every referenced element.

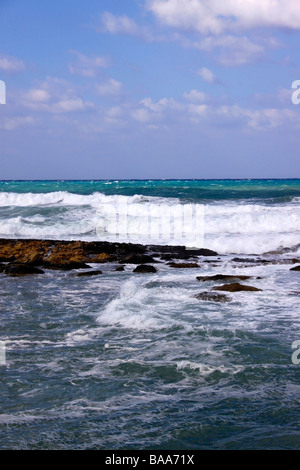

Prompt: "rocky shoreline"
[0,238,218,274]
[1,238,299,302]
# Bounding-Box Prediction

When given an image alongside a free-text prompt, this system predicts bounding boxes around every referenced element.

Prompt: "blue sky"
[1,0,300,179]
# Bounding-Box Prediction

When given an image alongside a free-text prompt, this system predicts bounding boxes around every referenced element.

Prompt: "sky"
[1,0,300,179]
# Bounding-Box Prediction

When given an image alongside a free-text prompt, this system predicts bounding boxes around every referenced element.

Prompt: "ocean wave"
[0,191,299,254]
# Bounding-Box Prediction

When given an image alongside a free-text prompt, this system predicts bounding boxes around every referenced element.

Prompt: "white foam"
[0,191,299,254]
[96,280,175,330]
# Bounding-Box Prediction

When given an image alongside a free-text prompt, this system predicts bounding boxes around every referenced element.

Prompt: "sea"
[0,179,300,450]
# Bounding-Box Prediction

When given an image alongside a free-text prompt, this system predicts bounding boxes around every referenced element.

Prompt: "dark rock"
[115,266,125,271]
[168,262,200,268]
[76,270,103,277]
[194,291,231,303]
[149,245,218,258]
[213,282,262,292]
[232,258,257,263]
[196,274,259,282]
[43,261,91,271]
[290,265,300,271]
[4,263,44,276]
[133,265,157,273]
[119,253,157,264]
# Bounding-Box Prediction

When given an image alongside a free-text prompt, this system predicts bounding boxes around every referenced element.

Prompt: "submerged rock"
[290,265,300,271]
[213,282,262,292]
[119,253,157,264]
[194,291,231,303]
[4,263,45,276]
[115,265,125,271]
[133,265,157,273]
[76,270,103,277]
[196,274,255,282]
[169,262,200,268]
[43,260,91,270]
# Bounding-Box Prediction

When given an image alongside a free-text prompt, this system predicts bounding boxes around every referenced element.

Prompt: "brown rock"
[89,253,116,263]
[169,262,200,268]
[197,274,254,282]
[213,282,262,292]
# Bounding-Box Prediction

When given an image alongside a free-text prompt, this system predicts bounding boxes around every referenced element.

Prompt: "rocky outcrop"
[115,266,125,271]
[213,282,262,292]
[194,291,231,303]
[0,238,218,273]
[119,253,157,264]
[3,263,45,276]
[133,265,157,273]
[76,270,103,277]
[290,265,300,271]
[196,274,256,282]
[168,262,200,268]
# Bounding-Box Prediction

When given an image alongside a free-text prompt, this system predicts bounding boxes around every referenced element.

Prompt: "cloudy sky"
[1,0,300,179]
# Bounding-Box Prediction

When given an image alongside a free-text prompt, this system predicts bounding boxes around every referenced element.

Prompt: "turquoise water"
[1,179,300,201]
[0,180,300,449]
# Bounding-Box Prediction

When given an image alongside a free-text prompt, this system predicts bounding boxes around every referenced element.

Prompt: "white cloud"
[147,0,300,35]
[0,116,35,131]
[98,11,167,42]
[131,108,152,123]
[194,35,265,65]
[23,88,51,103]
[21,78,95,114]
[96,78,123,96]
[68,51,110,77]
[100,11,141,36]
[183,89,206,102]
[0,54,25,72]
[197,67,215,83]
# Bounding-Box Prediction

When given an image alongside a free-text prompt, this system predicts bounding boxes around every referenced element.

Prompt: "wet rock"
[89,253,117,263]
[119,253,157,264]
[213,282,262,292]
[290,265,300,271]
[76,270,103,277]
[168,262,200,268]
[43,260,91,271]
[196,274,254,282]
[231,257,257,263]
[149,245,218,259]
[4,263,45,276]
[194,291,231,303]
[115,265,125,271]
[133,265,157,273]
